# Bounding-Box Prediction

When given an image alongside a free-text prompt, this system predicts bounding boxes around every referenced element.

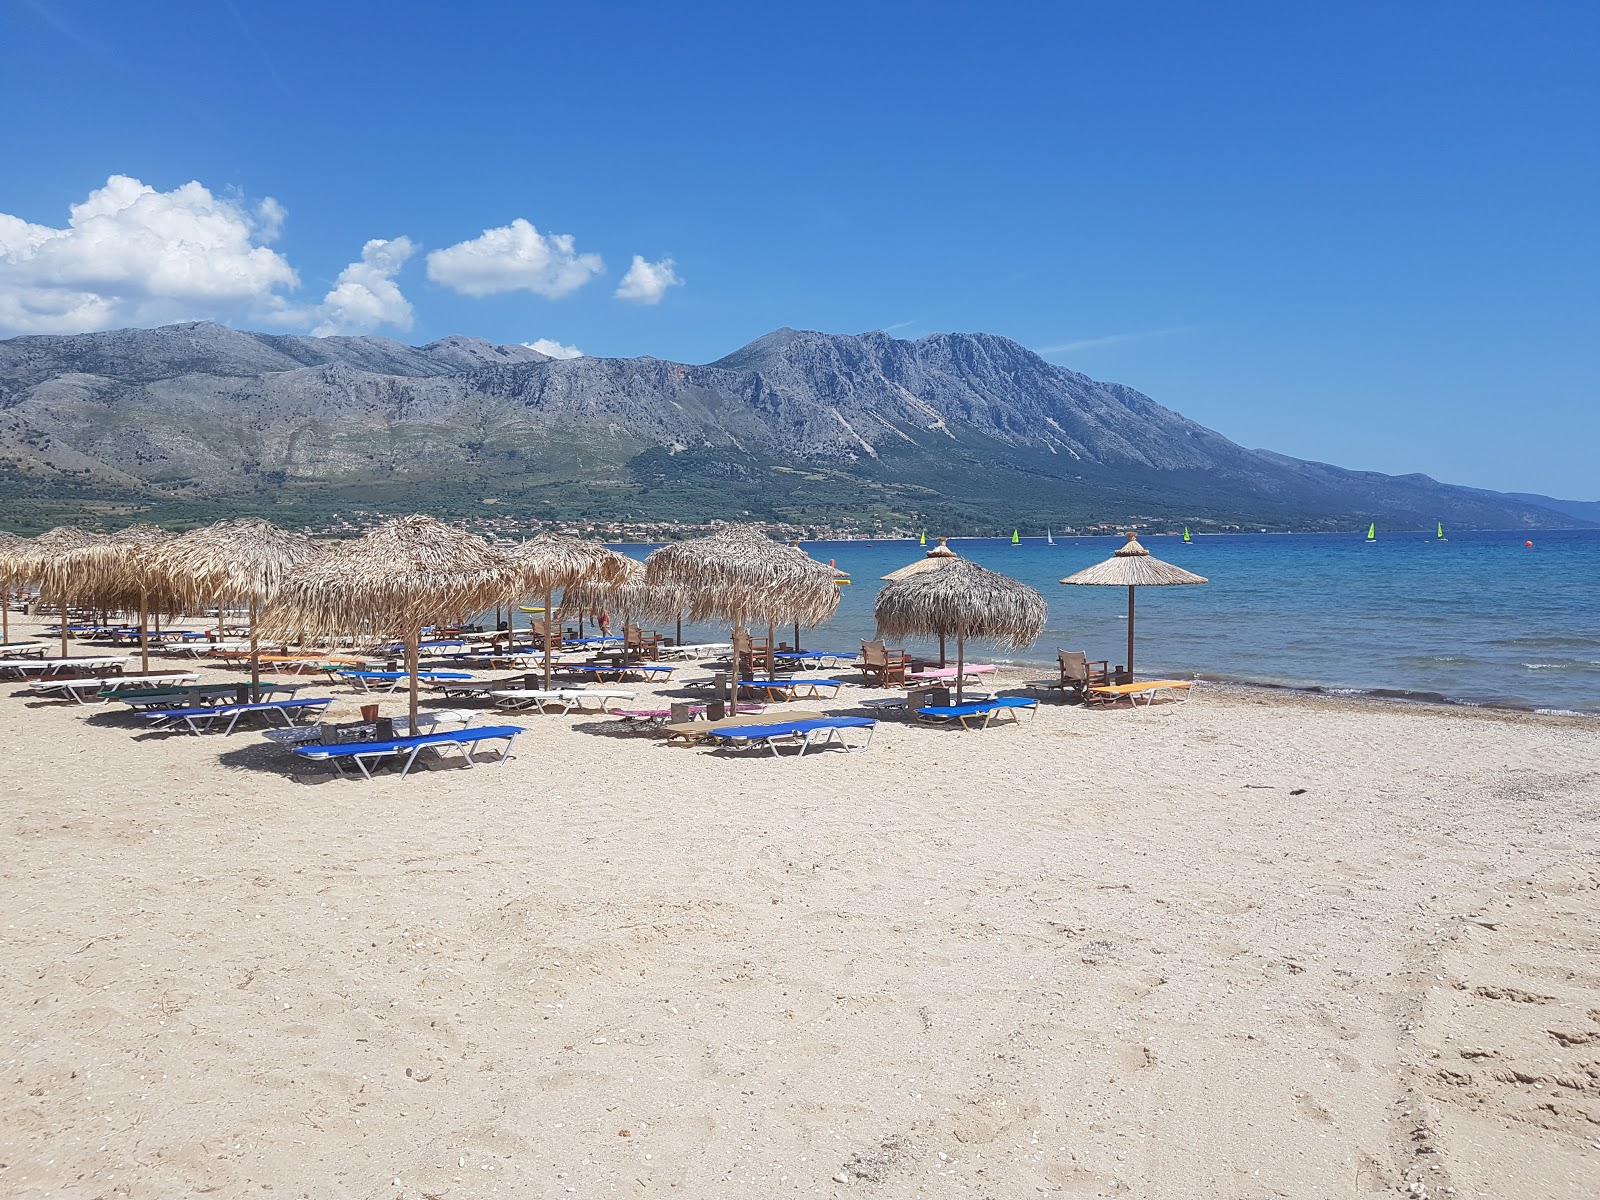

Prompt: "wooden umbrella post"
[60,590,70,658]
[138,588,151,674]
[1127,585,1136,683]
[955,624,966,705]
[541,586,555,692]
[406,627,421,728]
[249,597,261,702]
[729,619,742,708]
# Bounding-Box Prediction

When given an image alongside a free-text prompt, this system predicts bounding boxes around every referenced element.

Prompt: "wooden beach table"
[1087,679,1195,707]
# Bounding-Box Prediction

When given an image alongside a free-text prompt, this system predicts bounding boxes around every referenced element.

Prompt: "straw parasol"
[644,525,841,703]
[24,526,111,657]
[881,536,961,665]
[0,531,29,644]
[260,515,520,725]
[507,534,634,691]
[561,557,686,637]
[875,557,1046,703]
[77,524,176,673]
[151,518,321,700]
[1059,532,1207,681]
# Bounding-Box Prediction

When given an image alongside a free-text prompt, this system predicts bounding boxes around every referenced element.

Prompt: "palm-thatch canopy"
[152,517,321,609]
[507,533,635,690]
[876,557,1046,702]
[644,525,842,700]
[643,525,840,629]
[1058,533,1209,588]
[152,518,323,698]
[0,531,29,642]
[24,526,112,657]
[1059,533,1208,680]
[560,556,686,628]
[881,535,960,581]
[261,515,521,722]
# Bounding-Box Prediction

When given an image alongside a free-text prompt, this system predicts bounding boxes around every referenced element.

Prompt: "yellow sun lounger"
[1087,679,1195,707]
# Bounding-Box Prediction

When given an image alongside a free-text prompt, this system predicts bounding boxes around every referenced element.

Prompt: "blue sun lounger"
[142,696,335,736]
[291,723,526,780]
[336,669,475,693]
[704,715,877,757]
[916,697,1038,730]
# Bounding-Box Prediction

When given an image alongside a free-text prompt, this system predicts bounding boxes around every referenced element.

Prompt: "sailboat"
[919,531,927,546]
[1182,526,1191,543]
[1046,528,1055,545]
[1366,523,1376,542]
[1436,521,1447,542]
[1011,529,1021,545]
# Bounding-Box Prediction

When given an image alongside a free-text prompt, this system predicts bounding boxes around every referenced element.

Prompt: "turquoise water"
[603,529,1600,714]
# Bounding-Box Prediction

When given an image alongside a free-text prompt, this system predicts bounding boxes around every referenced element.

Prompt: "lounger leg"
[225,710,244,736]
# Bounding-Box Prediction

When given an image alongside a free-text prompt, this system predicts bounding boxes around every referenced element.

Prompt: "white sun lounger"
[0,641,47,659]
[490,688,637,714]
[0,655,132,679]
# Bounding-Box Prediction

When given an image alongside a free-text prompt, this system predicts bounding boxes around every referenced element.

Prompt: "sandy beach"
[2,616,1597,1199]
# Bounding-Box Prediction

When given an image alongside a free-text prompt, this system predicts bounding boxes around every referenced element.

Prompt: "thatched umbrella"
[80,524,177,673]
[1059,532,1207,681]
[0,531,29,644]
[25,526,111,657]
[260,515,520,725]
[507,534,634,691]
[644,525,841,703]
[151,518,321,700]
[876,557,1046,703]
[561,557,685,644]
[881,536,960,665]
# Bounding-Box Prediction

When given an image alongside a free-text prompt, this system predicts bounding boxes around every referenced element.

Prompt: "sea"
[598,528,1600,716]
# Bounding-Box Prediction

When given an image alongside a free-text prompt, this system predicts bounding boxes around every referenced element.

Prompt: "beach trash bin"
[375,717,395,740]
[360,704,380,722]
[670,702,692,723]
[707,698,726,722]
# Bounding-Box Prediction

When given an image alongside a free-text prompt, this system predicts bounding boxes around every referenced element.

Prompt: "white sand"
[2,616,1597,1198]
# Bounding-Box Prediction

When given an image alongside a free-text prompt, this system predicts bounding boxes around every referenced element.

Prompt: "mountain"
[0,321,1588,533]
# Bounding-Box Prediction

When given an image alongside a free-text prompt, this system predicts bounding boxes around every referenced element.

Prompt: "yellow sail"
[1366,523,1376,541]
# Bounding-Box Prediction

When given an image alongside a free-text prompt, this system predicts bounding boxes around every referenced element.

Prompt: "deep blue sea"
[602,529,1600,714]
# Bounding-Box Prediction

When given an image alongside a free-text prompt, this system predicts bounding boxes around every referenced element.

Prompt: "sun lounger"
[110,681,302,709]
[0,641,47,659]
[1086,679,1195,707]
[142,696,335,736]
[662,709,827,746]
[336,669,475,693]
[0,655,132,679]
[915,696,1039,730]
[30,671,200,704]
[703,716,878,757]
[736,678,845,701]
[490,688,636,714]
[656,642,733,660]
[291,723,526,779]
[554,662,676,683]
[906,664,997,684]
[178,639,253,656]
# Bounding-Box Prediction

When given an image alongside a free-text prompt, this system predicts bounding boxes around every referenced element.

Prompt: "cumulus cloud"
[523,338,583,359]
[311,237,417,336]
[426,218,603,298]
[0,175,301,335]
[614,255,682,305]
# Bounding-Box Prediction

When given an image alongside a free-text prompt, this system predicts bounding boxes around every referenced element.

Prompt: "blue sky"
[1,0,1595,497]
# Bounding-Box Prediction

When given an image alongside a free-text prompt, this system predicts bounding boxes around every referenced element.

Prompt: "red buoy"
[1525,540,1534,547]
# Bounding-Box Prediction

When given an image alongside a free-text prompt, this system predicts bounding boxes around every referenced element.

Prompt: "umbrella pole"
[542,587,555,692]
[61,590,70,658]
[407,627,420,727]
[793,619,800,653]
[766,623,775,676]
[138,589,150,674]
[2,586,7,643]
[1127,585,1136,682]
[730,620,741,708]
[249,597,261,702]
[938,631,946,668]
[955,625,966,705]
[676,613,682,646]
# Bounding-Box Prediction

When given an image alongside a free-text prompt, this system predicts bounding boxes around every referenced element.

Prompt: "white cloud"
[614,255,682,305]
[311,237,417,336]
[0,174,300,335]
[1037,325,1203,355]
[426,218,603,298]
[523,338,583,359]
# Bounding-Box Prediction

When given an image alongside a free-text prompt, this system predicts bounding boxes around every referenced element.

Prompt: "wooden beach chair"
[859,639,910,687]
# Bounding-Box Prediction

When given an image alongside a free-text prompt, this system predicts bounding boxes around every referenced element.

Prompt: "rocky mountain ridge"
[0,322,1586,532]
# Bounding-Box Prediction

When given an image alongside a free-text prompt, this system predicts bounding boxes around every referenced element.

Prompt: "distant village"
[291,509,1189,542]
